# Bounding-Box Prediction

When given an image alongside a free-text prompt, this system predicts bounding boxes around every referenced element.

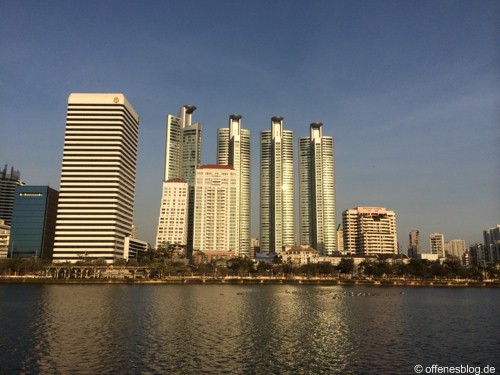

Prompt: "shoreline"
[1,276,499,287]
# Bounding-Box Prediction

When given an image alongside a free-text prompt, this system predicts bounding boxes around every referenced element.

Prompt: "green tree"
[337,259,355,275]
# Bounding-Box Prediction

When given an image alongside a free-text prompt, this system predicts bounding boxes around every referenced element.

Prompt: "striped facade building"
[53,93,139,263]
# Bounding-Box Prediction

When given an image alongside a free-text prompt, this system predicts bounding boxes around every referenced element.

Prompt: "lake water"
[0,284,498,374]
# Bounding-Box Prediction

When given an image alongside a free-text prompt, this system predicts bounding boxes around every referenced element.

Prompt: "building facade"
[155,179,189,249]
[342,207,398,256]
[9,186,59,259]
[0,219,9,258]
[160,105,201,252]
[298,122,336,255]
[483,225,500,263]
[449,239,466,260]
[0,165,25,225]
[193,165,238,253]
[217,114,251,258]
[408,230,421,259]
[53,93,139,263]
[260,116,295,254]
[429,233,445,258]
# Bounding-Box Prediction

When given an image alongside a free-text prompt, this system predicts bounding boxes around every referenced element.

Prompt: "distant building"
[9,186,59,259]
[161,105,202,252]
[467,243,486,266]
[0,219,10,258]
[281,245,319,267]
[429,233,445,258]
[250,238,260,259]
[217,114,251,258]
[193,165,238,253]
[124,237,149,261]
[483,225,500,263]
[298,122,336,255]
[260,116,295,254]
[449,239,466,260]
[407,230,421,259]
[336,224,344,252]
[53,93,139,263]
[342,207,398,256]
[0,165,25,225]
[420,253,440,262]
[155,179,189,249]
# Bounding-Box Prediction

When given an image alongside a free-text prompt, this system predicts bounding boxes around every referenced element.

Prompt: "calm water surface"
[0,284,498,374]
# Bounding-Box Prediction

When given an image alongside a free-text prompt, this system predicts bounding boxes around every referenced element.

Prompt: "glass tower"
[217,114,251,258]
[157,105,201,251]
[299,122,336,255]
[260,116,295,254]
[9,186,59,259]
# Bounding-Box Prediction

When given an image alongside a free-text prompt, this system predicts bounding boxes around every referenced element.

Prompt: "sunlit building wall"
[160,105,201,252]
[342,207,398,256]
[155,179,189,249]
[217,115,251,258]
[429,233,445,258]
[53,93,139,263]
[193,165,238,253]
[260,116,295,254]
[298,122,336,255]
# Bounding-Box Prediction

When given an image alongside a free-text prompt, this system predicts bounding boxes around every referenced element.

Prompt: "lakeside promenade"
[1,275,499,287]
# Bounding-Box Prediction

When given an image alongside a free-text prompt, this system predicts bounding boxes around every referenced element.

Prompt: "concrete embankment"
[1,276,498,287]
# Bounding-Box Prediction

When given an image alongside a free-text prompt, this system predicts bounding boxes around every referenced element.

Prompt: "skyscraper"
[343,207,398,256]
[298,122,336,255]
[217,114,251,258]
[260,116,295,254]
[9,186,59,259]
[429,233,445,258]
[53,93,139,263]
[158,105,201,251]
[155,179,189,249]
[0,165,25,225]
[192,165,238,253]
[408,230,421,259]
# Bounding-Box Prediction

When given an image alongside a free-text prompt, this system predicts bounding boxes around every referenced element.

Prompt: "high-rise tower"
[0,165,25,226]
[217,114,251,258]
[260,116,295,254]
[299,122,336,255]
[156,105,201,251]
[53,93,139,263]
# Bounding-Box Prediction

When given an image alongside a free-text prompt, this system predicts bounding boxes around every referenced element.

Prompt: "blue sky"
[1,0,498,251]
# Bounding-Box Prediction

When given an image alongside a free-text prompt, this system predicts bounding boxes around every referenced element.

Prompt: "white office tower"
[193,165,238,253]
[161,105,201,251]
[54,94,139,263]
[217,114,251,258]
[429,233,445,258]
[260,116,295,254]
[298,122,336,255]
[155,179,189,249]
[342,207,398,256]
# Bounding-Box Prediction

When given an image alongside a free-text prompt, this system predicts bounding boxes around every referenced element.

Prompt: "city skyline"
[1,1,498,248]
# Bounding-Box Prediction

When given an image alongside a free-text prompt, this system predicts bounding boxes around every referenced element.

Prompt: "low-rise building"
[281,245,319,266]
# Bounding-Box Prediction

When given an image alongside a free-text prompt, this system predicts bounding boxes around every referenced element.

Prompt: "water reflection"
[0,285,498,374]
